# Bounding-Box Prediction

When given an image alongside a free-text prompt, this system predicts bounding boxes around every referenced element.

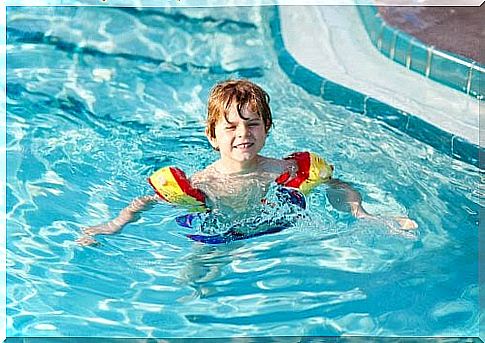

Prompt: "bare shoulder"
[190,163,216,185]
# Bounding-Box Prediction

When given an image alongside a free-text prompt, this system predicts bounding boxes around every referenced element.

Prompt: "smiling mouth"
[234,143,254,149]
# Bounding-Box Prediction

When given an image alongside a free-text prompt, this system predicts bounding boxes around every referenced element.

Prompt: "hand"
[358,212,418,238]
[75,221,122,246]
[75,194,158,247]
[75,235,99,246]
[380,216,418,239]
[391,216,418,230]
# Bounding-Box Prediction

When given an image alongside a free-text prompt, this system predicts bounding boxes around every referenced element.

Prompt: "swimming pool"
[6,5,481,340]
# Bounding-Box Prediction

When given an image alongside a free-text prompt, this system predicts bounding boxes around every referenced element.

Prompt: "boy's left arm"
[325,178,418,231]
[325,178,371,218]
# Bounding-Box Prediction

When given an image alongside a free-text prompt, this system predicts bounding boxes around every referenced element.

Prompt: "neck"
[216,155,260,175]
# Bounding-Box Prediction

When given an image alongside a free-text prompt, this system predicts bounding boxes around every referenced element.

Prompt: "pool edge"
[269,6,484,169]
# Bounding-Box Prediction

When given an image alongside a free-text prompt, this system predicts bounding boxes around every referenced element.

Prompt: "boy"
[76,79,417,246]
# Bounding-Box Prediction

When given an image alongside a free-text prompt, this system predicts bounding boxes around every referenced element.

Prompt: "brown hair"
[206,79,272,139]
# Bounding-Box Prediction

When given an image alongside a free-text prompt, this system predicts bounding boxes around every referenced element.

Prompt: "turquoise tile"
[293,65,325,96]
[323,81,365,114]
[277,49,297,78]
[365,97,408,131]
[391,31,411,67]
[378,24,394,58]
[368,20,383,45]
[429,51,470,93]
[409,39,429,75]
[469,66,484,99]
[452,136,482,169]
[406,116,454,157]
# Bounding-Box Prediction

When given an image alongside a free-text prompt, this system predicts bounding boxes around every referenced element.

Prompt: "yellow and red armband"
[148,167,207,212]
[275,151,333,195]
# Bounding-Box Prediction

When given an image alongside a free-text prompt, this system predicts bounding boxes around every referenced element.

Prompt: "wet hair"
[206,79,272,140]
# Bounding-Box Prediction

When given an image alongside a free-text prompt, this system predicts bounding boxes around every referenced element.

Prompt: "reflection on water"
[6,5,480,339]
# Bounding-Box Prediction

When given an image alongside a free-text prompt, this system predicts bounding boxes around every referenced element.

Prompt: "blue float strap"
[186,225,289,244]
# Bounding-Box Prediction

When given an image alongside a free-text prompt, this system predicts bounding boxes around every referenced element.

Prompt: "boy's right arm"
[76,194,160,246]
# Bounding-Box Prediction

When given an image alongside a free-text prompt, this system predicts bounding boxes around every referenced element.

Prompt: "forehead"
[220,102,261,123]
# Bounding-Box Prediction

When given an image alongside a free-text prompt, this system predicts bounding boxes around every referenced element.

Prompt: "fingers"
[81,226,98,236]
[394,217,418,230]
[376,216,418,239]
[75,235,99,246]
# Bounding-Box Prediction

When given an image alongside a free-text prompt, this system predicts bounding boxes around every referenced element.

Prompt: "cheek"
[214,130,233,146]
[254,127,267,139]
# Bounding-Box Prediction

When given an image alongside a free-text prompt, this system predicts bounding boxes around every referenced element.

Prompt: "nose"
[235,123,250,138]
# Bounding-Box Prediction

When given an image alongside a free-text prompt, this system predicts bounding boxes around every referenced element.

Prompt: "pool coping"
[356,6,484,101]
[269,6,483,169]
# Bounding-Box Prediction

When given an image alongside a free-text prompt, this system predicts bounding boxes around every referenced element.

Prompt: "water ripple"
[6,5,479,339]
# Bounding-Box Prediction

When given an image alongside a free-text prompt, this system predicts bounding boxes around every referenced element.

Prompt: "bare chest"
[196,171,279,213]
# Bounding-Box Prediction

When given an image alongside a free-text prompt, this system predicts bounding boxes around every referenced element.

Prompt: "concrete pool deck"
[278,5,480,146]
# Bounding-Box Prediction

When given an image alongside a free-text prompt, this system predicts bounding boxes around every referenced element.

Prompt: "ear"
[206,128,219,150]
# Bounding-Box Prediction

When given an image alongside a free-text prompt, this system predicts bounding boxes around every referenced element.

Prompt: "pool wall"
[270,6,483,169]
[356,6,484,100]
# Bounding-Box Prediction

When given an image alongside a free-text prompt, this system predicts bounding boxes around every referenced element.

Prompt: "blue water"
[6,6,481,338]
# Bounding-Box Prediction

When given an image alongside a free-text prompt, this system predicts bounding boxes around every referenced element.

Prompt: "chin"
[233,155,252,162]
[231,153,255,162]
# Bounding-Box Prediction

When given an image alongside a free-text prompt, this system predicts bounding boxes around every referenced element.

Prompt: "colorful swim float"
[148,151,333,244]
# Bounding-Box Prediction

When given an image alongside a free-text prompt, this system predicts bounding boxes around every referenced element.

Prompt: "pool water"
[6,6,481,338]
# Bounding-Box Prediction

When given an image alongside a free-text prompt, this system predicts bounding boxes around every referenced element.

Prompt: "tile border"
[269,6,483,169]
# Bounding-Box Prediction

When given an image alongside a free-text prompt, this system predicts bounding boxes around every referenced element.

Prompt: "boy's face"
[208,103,267,168]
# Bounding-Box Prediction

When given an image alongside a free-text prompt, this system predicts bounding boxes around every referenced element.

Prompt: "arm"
[325,179,417,231]
[76,194,160,246]
[325,178,372,219]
